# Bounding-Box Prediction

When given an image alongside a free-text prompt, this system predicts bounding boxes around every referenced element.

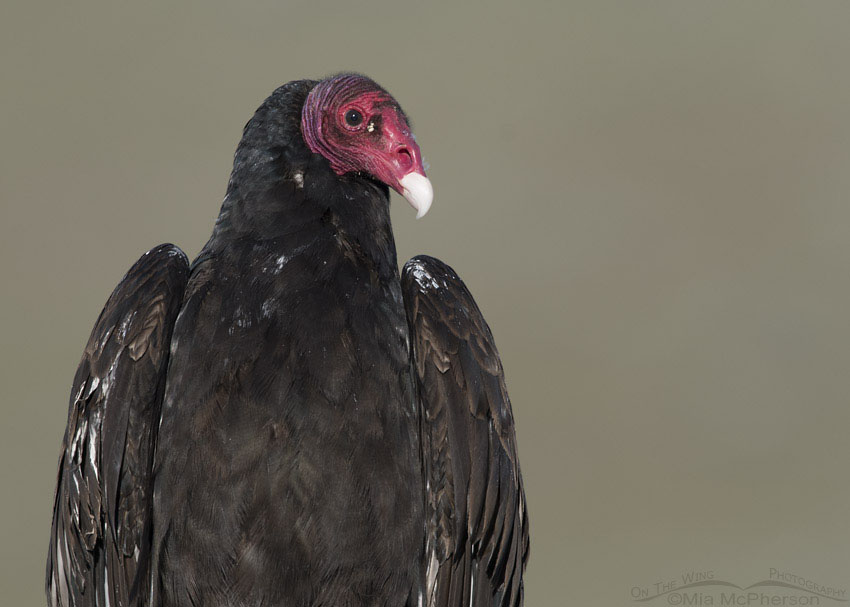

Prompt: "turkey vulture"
[46,74,528,607]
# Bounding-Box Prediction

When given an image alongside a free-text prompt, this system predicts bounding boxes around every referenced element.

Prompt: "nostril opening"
[397,147,413,172]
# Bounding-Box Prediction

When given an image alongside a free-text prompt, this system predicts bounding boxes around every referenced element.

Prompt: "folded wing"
[402,256,529,607]
[46,244,189,607]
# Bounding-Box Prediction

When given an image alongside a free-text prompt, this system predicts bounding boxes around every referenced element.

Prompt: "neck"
[202,80,399,282]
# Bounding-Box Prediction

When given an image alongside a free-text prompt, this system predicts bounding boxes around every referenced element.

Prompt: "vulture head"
[300,73,433,218]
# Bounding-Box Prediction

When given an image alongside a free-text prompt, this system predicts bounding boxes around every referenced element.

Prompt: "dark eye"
[344,109,363,127]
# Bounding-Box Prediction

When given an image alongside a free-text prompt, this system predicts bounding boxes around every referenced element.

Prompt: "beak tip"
[400,173,433,219]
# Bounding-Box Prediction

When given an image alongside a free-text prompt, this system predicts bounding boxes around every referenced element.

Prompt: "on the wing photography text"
[630,569,846,605]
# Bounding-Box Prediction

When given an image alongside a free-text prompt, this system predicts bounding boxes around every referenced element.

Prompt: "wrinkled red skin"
[301,75,427,195]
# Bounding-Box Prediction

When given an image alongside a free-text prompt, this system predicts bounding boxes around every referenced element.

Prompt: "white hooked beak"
[399,172,434,219]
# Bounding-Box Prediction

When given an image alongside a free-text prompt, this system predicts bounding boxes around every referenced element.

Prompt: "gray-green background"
[3,2,850,605]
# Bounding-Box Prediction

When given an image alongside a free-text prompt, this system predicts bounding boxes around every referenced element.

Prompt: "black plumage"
[47,76,528,607]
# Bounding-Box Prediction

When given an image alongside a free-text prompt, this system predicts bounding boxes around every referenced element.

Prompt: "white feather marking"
[234,306,252,329]
[104,569,112,607]
[117,311,136,342]
[70,421,85,461]
[84,376,100,400]
[100,366,113,401]
[469,561,476,607]
[55,538,64,588]
[264,243,311,274]
[261,299,275,319]
[56,537,70,607]
[88,412,99,480]
[411,264,442,291]
[426,549,439,607]
[74,381,87,404]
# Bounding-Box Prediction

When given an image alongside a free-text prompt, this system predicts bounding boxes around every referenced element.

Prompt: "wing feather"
[402,256,529,607]
[46,244,189,607]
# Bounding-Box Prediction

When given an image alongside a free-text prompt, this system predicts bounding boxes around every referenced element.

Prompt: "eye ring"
[344,108,363,128]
